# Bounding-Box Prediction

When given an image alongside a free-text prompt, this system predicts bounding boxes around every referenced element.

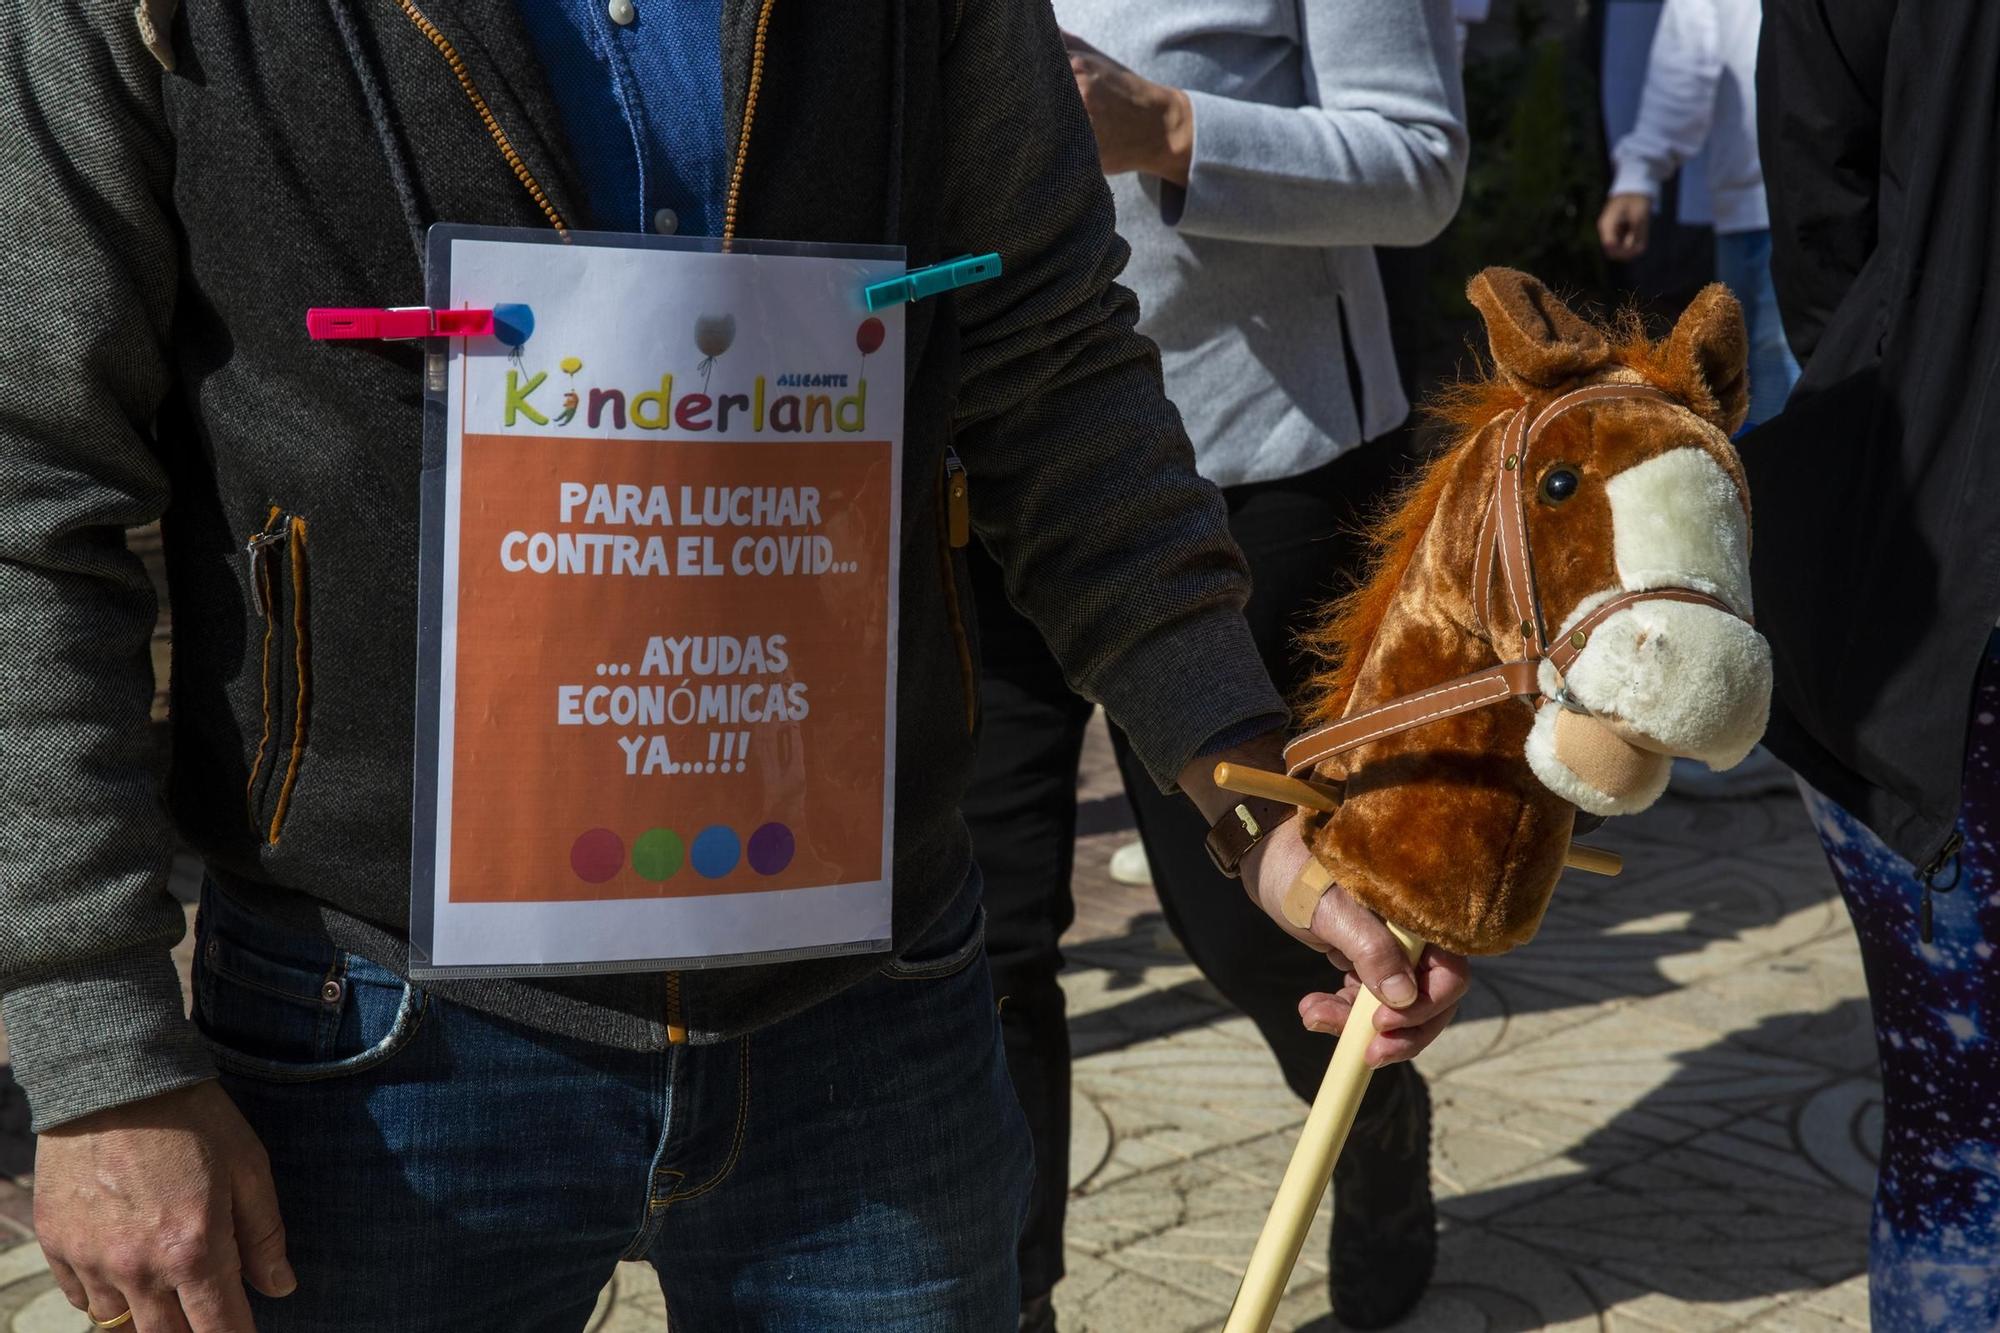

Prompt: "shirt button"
[608,0,636,25]
[653,207,679,236]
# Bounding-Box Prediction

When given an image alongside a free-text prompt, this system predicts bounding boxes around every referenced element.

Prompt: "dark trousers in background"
[965,439,1424,1302]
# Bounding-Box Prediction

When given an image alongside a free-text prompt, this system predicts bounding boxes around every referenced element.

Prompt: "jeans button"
[320,979,344,1005]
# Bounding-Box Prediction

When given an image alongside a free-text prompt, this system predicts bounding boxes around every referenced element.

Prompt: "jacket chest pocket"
[243,507,312,845]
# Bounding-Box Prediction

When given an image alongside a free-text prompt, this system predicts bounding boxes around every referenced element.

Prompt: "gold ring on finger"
[92,1312,135,1330]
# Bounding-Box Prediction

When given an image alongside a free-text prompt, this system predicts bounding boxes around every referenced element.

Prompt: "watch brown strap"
[1204,795,1299,879]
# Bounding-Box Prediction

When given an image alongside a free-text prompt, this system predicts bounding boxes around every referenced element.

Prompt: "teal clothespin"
[864,253,1002,313]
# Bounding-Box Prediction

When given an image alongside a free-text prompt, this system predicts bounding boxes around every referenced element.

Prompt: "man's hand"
[1179,733,1471,1067]
[1062,31,1194,185]
[1598,192,1654,261]
[35,1081,294,1332]
[1242,826,1471,1067]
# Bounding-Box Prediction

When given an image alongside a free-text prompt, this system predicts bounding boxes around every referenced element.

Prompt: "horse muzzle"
[1526,596,1773,815]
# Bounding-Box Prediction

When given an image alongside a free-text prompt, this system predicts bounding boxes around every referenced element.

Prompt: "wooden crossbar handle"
[1562,842,1624,876]
[1213,761,1341,812]
[1213,762,1623,878]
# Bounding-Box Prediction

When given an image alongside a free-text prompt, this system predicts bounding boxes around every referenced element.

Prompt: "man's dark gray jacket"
[0,0,1284,1129]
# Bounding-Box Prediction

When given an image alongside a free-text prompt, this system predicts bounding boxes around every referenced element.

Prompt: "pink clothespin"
[306,307,495,341]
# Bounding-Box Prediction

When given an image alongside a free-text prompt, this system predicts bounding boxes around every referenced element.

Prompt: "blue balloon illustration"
[492,303,535,349]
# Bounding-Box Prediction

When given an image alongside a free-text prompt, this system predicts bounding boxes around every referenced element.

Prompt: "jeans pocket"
[194,888,426,1083]
[880,896,987,981]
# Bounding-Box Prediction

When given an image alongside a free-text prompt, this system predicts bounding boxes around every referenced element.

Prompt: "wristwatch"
[1203,795,1299,878]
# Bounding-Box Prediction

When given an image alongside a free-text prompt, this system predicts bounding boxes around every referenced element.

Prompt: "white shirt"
[1610,0,1768,234]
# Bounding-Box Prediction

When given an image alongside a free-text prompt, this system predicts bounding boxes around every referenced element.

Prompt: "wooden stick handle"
[1214,762,1623,878]
[1224,916,1429,1333]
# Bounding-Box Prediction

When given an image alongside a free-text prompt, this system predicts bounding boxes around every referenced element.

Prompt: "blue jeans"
[193,877,1031,1331]
[1714,228,1802,430]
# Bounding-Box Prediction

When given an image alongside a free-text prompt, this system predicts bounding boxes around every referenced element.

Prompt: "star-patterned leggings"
[1802,637,2000,1331]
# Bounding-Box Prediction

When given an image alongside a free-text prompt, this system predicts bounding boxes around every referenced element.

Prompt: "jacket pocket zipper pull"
[245,510,290,618]
[944,449,970,549]
[1917,828,1964,945]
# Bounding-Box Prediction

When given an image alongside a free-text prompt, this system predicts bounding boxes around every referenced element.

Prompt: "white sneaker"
[1108,839,1153,885]
[1667,744,1794,800]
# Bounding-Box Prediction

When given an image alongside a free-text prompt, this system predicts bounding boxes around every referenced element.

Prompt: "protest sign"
[413,228,903,974]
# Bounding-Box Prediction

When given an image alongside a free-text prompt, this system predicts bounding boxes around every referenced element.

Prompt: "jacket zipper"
[665,970,687,1046]
[1916,828,1963,944]
[939,447,976,732]
[722,0,779,244]
[394,0,571,237]
[243,507,287,827]
[943,450,970,549]
[243,508,312,845]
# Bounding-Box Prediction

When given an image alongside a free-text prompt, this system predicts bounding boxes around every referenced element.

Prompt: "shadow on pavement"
[1289,999,1878,1332]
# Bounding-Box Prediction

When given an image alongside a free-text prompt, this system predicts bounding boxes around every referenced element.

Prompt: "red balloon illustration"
[856,317,886,356]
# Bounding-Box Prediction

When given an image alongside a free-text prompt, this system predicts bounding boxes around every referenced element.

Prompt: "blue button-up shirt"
[517,0,728,237]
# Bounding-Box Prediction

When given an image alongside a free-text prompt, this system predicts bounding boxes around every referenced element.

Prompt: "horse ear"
[1661,283,1750,434]
[1465,268,1610,389]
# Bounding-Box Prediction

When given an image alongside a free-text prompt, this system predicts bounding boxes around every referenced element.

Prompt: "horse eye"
[1538,466,1581,504]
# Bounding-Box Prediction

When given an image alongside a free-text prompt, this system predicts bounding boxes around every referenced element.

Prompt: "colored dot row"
[570,822,795,884]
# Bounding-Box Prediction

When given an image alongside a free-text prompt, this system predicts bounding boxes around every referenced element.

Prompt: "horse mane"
[1300,308,1673,724]
[1297,393,1512,723]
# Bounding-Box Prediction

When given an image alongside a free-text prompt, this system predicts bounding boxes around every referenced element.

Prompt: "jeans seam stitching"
[203,956,335,1009]
[625,1049,678,1254]
[647,1168,686,1208]
[660,1037,751,1206]
[626,1171,678,1256]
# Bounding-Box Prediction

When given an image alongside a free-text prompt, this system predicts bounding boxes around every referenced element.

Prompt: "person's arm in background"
[937,0,1470,1059]
[1453,0,1493,62]
[2,9,294,1326]
[1598,0,1722,260]
[1756,0,1897,364]
[1065,0,1467,247]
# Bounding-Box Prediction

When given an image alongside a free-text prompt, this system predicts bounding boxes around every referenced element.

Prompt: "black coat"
[1746,0,2000,866]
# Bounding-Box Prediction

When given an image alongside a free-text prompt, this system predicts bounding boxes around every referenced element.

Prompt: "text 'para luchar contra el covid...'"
[499,483,855,578]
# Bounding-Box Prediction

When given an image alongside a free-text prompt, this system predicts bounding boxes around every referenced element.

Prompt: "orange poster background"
[446,433,894,902]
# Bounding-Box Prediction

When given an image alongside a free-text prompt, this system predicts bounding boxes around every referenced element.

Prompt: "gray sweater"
[0,0,1284,1130]
[1054,0,1468,486]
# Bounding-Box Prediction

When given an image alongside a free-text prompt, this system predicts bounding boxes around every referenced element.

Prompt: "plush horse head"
[1286,268,1771,956]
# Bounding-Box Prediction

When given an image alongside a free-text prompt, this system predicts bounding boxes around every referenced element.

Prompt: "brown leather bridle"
[1282,383,1750,782]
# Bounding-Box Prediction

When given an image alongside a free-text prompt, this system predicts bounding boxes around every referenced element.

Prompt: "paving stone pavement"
[0,718,1878,1330]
